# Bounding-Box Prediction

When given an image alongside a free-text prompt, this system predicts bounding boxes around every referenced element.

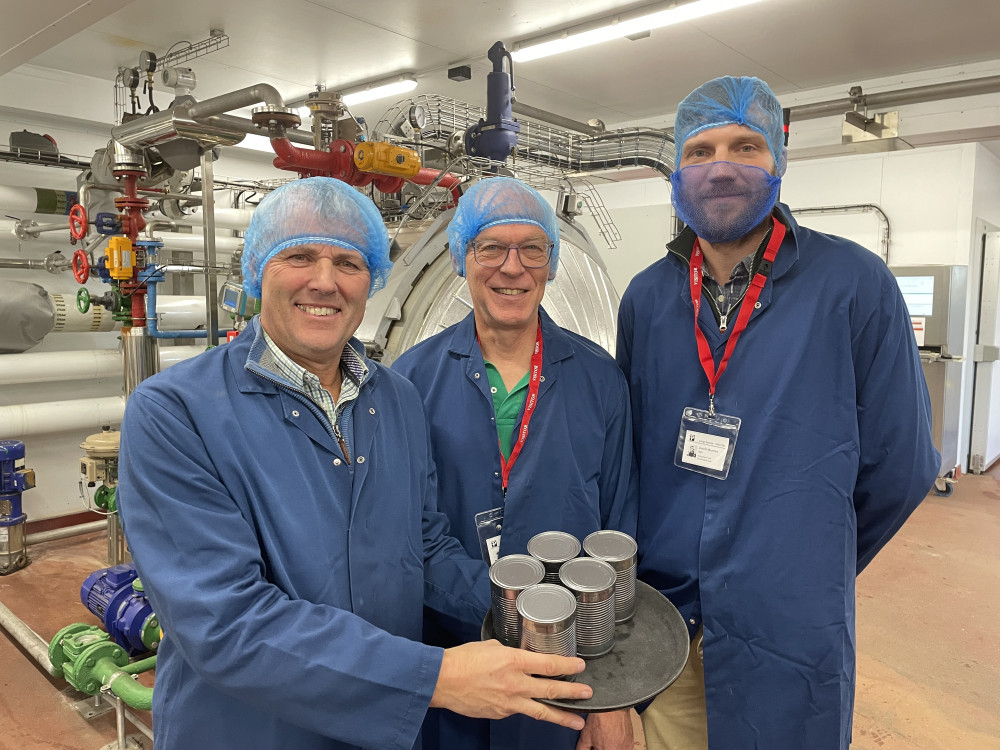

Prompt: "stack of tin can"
[488,529,638,660]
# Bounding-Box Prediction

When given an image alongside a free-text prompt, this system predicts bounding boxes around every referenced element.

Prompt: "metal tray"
[482,579,689,712]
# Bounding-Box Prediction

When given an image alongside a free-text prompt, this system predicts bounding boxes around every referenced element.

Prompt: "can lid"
[516,583,577,623]
[527,531,581,563]
[583,530,637,562]
[558,557,617,592]
[490,554,545,589]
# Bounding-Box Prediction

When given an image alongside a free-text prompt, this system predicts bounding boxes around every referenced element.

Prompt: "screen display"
[896,275,935,316]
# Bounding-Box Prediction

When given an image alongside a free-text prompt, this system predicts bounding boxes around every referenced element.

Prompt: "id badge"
[675,407,741,480]
[474,507,504,565]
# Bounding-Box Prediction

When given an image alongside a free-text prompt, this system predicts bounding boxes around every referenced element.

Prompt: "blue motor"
[464,41,521,162]
[81,563,159,655]
[0,439,34,575]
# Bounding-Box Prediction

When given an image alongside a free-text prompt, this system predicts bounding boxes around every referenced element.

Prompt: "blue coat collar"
[228,316,379,395]
[446,306,576,367]
[666,203,802,283]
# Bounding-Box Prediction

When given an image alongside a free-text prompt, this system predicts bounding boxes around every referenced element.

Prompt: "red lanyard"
[689,217,785,414]
[484,321,543,491]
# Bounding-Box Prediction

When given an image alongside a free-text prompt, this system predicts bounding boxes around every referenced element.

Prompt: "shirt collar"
[260,327,369,390]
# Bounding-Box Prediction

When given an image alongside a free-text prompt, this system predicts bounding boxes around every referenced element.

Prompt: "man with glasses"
[393,177,638,750]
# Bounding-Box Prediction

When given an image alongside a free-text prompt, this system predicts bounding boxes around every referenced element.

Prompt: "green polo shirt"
[484,362,530,460]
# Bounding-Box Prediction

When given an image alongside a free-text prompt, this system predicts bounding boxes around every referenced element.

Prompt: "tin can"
[527,531,581,583]
[582,530,638,623]
[558,557,617,658]
[516,583,577,659]
[489,555,545,647]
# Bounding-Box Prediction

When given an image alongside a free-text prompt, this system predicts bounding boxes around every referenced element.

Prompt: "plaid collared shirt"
[261,328,368,434]
[702,252,756,327]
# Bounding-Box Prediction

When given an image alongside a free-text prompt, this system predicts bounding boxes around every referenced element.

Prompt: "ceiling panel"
[4,0,1000,133]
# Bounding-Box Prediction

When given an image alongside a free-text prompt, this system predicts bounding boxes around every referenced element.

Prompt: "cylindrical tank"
[357,210,618,362]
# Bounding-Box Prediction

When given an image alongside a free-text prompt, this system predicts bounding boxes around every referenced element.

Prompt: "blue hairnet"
[674,76,787,176]
[241,177,392,299]
[447,177,560,280]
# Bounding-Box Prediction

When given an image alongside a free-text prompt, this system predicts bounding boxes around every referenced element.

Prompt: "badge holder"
[675,407,741,480]
[474,507,504,565]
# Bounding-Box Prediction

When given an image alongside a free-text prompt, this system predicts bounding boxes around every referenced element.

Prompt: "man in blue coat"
[393,177,638,750]
[116,178,593,750]
[616,77,939,750]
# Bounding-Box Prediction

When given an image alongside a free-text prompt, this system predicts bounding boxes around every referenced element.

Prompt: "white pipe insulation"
[173,207,254,231]
[0,396,125,437]
[47,294,215,333]
[0,220,244,254]
[0,345,204,385]
[0,185,75,217]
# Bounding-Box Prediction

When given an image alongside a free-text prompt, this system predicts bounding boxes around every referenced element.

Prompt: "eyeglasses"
[470,240,554,268]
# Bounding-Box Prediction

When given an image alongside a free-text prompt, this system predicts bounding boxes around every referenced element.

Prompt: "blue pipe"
[142,272,228,340]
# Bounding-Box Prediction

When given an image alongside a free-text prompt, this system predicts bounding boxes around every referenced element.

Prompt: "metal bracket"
[973,344,1000,362]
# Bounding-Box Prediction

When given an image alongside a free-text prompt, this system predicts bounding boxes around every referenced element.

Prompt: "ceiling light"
[342,77,418,106]
[511,0,765,62]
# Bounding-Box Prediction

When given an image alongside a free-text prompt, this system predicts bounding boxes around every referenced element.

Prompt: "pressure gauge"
[138,50,158,74]
[122,67,140,89]
[407,105,427,131]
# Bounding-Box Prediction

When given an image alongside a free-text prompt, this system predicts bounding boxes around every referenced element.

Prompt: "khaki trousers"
[641,628,708,750]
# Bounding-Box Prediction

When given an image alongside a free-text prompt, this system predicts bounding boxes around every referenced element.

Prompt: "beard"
[670,161,781,244]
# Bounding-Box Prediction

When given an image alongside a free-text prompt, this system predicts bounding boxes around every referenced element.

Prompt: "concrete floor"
[1,466,998,750]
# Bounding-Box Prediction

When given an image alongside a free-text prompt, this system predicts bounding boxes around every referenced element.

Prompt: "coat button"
[291,410,299,417]
[689,618,696,625]
[754,301,762,309]
[357,456,365,463]
[474,372,480,379]
[369,407,375,415]
[490,386,497,394]
[494,471,499,477]
[539,375,545,382]
[333,458,342,466]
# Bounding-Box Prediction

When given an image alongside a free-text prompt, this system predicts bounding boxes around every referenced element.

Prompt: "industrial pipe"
[0,396,125,438]
[512,101,605,135]
[0,257,48,270]
[25,520,107,545]
[790,74,1000,122]
[0,220,243,254]
[144,276,228,340]
[0,185,78,216]
[205,113,314,146]
[186,83,285,121]
[178,207,255,231]
[0,599,56,675]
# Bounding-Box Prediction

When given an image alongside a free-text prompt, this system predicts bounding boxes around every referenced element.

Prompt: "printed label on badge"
[681,430,729,472]
[675,407,741,480]
[485,535,501,565]
[475,507,504,565]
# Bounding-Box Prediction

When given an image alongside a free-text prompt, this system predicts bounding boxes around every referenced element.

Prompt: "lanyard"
[689,217,785,414]
[484,321,543,491]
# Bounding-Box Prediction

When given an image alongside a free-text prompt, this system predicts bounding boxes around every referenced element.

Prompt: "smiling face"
[258,244,371,380]
[465,223,551,336]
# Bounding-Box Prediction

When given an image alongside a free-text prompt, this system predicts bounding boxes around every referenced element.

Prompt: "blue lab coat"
[617,206,939,750]
[117,316,490,750]
[393,307,637,750]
